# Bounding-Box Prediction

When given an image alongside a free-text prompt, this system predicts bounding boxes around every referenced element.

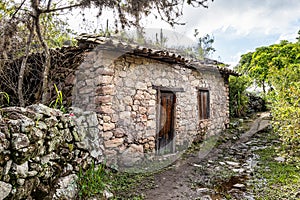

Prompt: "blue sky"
[69,0,300,67]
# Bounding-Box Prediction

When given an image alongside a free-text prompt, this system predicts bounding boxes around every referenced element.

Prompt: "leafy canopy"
[236,32,300,161]
[237,39,299,94]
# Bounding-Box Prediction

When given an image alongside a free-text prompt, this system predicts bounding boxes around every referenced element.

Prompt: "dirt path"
[132,112,271,200]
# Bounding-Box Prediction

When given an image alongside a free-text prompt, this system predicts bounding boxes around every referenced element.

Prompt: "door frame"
[153,85,184,155]
[156,90,176,154]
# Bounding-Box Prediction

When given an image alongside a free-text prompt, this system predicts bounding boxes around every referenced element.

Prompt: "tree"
[181,29,215,60]
[0,0,214,106]
[228,75,251,117]
[236,32,300,161]
[237,46,272,94]
[236,40,298,95]
[155,28,168,48]
[193,29,215,59]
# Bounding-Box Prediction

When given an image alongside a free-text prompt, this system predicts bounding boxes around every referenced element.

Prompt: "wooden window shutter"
[198,90,210,120]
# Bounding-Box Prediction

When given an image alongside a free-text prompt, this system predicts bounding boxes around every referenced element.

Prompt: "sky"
[145,0,300,66]
[68,0,300,67]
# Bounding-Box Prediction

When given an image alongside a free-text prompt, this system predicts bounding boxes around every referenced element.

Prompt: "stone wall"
[0,104,99,200]
[112,56,229,160]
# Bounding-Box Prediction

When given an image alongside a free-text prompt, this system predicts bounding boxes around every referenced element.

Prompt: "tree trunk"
[18,23,34,107]
[31,0,51,104]
[35,17,51,104]
[262,81,266,95]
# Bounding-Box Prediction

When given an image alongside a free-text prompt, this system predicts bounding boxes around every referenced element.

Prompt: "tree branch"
[47,0,52,11]
[11,0,27,19]
[42,3,82,13]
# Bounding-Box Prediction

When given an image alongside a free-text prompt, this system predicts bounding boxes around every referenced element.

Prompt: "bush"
[270,82,300,162]
[229,76,251,117]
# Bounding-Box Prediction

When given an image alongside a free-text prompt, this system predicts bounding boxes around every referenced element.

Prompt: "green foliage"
[40,12,76,48]
[77,162,111,199]
[0,0,15,19]
[0,1,75,59]
[228,75,251,117]
[194,29,215,59]
[49,84,66,113]
[0,91,9,107]
[268,65,300,162]
[237,39,299,94]
[237,32,300,161]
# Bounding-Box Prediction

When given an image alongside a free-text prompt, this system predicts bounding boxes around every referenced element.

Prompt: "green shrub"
[267,62,300,162]
[229,75,251,117]
[269,82,300,162]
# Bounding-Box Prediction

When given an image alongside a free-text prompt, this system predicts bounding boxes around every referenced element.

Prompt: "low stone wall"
[0,104,98,200]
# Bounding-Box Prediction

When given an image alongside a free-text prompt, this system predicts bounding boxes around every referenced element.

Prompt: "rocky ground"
[124,112,273,200]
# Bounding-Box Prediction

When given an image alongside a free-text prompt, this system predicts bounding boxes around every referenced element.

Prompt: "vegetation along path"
[116,112,299,200]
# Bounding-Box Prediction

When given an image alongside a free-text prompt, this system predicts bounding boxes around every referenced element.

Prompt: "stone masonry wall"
[70,47,229,167]
[0,104,100,200]
[100,52,228,166]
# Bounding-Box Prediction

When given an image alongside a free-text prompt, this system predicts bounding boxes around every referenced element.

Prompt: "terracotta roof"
[75,34,240,76]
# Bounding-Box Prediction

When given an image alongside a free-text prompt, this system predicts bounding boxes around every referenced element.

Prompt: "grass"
[110,172,154,199]
[0,91,9,107]
[77,162,111,199]
[49,84,66,113]
[251,131,300,200]
[76,162,153,200]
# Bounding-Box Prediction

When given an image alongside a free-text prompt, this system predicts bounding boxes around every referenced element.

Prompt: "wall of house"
[72,47,229,167]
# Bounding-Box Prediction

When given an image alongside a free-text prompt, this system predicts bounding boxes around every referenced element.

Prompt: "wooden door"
[157,92,176,154]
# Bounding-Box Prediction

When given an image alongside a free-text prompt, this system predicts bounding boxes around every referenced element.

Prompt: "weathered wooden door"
[157,91,176,154]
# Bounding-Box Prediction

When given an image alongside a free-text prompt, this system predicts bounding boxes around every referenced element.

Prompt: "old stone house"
[0,34,241,199]
[70,34,239,167]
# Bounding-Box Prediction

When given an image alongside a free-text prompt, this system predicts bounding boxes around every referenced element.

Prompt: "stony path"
[133,112,271,200]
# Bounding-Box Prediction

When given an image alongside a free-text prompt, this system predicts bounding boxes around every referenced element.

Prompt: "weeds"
[76,161,150,199]
[49,84,66,113]
[0,91,9,107]
[110,171,154,199]
[77,162,111,199]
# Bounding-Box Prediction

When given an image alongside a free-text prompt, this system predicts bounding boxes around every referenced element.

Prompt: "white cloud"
[68,0,300,41]
[174,0,300,37]
[276,32,298,43]
[67,0,300,64]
